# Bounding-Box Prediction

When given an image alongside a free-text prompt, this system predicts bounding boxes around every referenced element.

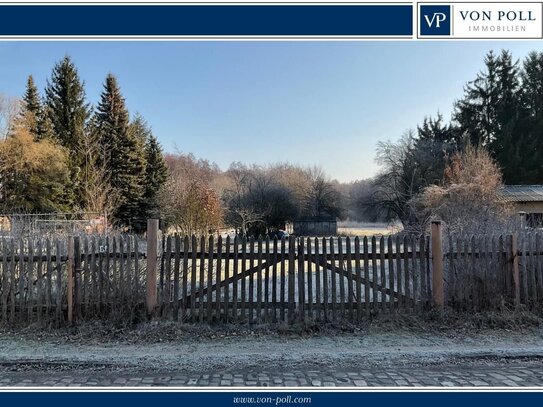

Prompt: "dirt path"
[1,326,543,375]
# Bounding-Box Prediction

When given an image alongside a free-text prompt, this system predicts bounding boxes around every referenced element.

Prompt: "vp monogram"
[420,5,451,36]
[424,12,448,28]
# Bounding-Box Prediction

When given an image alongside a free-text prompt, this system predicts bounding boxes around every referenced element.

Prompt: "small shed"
[292,218,337,236]
[500,185,543,228]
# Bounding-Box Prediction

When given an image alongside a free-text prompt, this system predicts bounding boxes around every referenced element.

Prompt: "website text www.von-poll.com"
[232,395,312,405]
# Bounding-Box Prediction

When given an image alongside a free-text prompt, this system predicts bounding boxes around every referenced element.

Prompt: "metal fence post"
[146,219,159,316]
[431,221,444,308]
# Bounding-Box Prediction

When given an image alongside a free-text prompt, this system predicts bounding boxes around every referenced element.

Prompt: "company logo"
[420,5,451,36]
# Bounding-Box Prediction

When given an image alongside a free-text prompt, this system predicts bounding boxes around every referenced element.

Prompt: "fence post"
[431,221,444,308]
[146,219,159,317]
[511,233,520,307]
[67,236,75,324]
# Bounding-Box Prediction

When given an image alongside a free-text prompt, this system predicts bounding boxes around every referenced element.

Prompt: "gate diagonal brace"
[306,254,407,301]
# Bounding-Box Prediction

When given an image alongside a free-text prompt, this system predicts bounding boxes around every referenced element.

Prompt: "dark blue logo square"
[420,5,451,36]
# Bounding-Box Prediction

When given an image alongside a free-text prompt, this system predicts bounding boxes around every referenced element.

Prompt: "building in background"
[500,185,543,228]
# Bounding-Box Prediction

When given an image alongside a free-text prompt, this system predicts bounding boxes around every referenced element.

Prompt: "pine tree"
[45,56,90,208]
[142,130,168,227]
[21,75,41,137]
[453,50,522,184]
[20,75,55,141]
[517,51,543,184]
[95,74,146,230]
[453,50,500,147]
[492,50,521,183]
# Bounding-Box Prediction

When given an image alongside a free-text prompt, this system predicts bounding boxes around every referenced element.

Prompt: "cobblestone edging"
[1,365,542,387]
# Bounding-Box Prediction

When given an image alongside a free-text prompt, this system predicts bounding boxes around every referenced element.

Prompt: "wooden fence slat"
[132,236,138,310]
[182,236,189,321]
[288,236,295,324]
[519,234,526,304]
[232,235,239,322]
[82,236,89,317]
[111,237,118,312]
[329,237,337,321]
[505,235,513,303]
[448,235,454,308]
[249,237,255,324]
[371,236,378,311]
[205,236,212,323]
[536,233,542,302]
[45,239,52,322]
[120,237,127,305]
[198,236,206,322]
[411,236,419,310]
[190,235,197,321]
[471,235,478,310]
[315,237,322,321]
[104,237,111,311]
[1,239,8,323]
[264,237,270,322]
[529,234,537,303]
[280,237,286,322]
[91,237,98,316]
[163,236,172,318]
[173,236,181,321]
[224,236,231,322]
[379,236,386,312]
[9,239,15,323]
[480,235,487,309]
[256,237,263,322]
[307,237,313,320]
[272,238,278,322]
[36,239,43,323]
[363,237,370,315]
[216,236,223,322]
[322,237,329,321]
[18,239,25,322]
[402,236,410,309]
[27,239,34,322]
[55,239,62,325]
[241,237,247,322]
[346,237,353,320]
[354,237,362,320]
[387,237,395,312]
[418,235,425,310]
[297,238,305,322]
[126,236,133,311]
[395,236,402,310]
[337,237,344,318]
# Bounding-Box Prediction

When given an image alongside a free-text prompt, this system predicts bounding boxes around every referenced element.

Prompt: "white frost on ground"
[0,328,542,374]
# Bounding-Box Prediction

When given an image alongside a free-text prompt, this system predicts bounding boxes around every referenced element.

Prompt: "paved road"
[1,364,543,387]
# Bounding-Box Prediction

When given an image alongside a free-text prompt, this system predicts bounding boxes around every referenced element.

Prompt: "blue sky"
[0,41,540,182]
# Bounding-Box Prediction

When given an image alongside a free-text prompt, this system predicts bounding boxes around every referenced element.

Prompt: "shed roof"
[500,185,543,202]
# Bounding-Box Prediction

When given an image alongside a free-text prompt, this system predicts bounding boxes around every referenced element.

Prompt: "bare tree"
[0,94,20,140]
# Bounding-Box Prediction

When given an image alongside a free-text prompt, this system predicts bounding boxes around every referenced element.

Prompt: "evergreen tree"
[45,56,90,208]
[453,50,500,147]
[20,75,55,141]
[517,51,543,183]
[492,50,521,183]
[453,50,521,184]
[130,115,168,230]
[21,75,41,137]
[95,74,146,230]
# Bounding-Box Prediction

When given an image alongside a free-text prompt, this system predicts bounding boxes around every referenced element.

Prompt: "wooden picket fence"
[0,221,542,327]
[156,234,432,324]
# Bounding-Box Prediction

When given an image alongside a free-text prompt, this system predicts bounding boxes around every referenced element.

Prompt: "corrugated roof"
[500,185,543,202]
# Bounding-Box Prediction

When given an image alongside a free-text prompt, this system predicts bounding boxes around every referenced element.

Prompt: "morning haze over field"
[0,41,540,182]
